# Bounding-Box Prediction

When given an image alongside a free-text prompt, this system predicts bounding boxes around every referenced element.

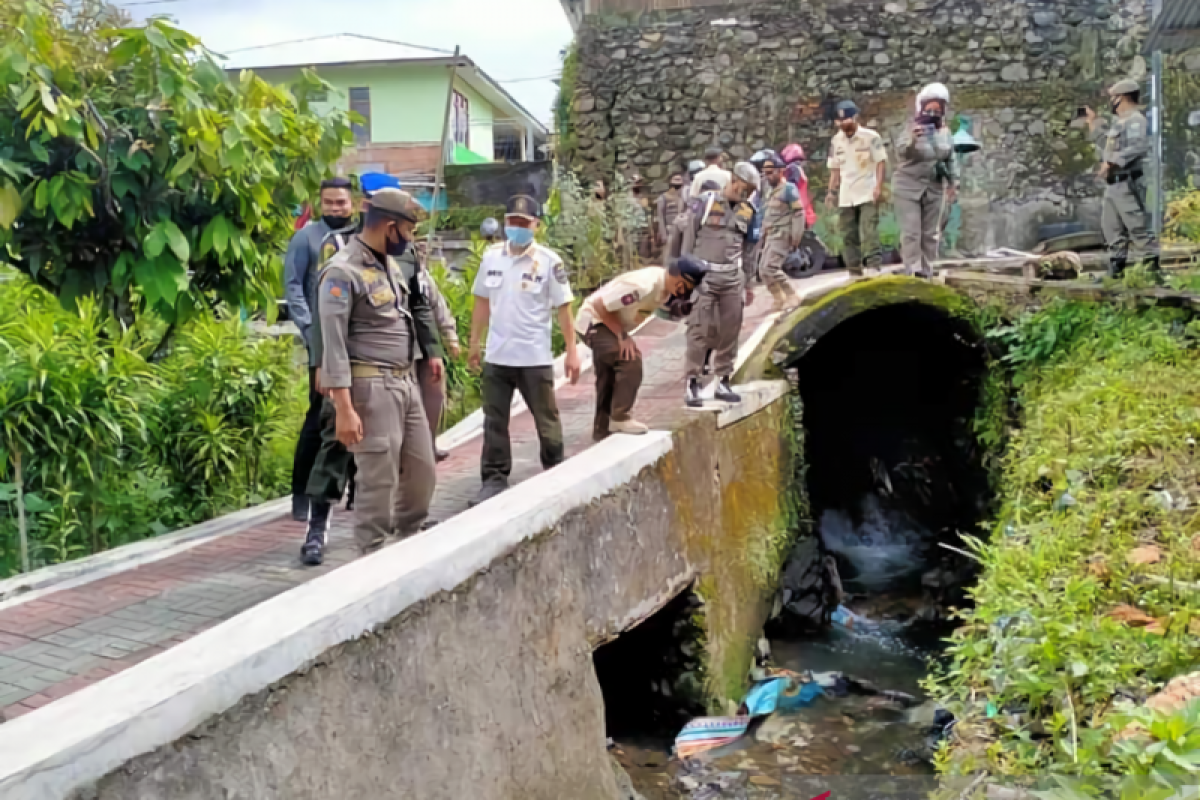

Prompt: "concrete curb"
[0,498,291,611]
[0,432,675,800]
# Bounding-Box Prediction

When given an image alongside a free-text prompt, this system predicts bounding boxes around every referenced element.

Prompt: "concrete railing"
[0,382,792,800]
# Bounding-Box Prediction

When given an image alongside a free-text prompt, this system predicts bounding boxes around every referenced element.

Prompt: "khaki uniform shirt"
[1090,110,1150,171]
[827,126,888,207]
[760,180,805,244]
[575,267,669,335]
[672,194,755,277]
[656,191,686,242]
[318,237,416,390]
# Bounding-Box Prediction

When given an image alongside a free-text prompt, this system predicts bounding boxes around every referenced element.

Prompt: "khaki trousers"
[757,236,792,289]
[685,268,743,380]
[347,372,436,552]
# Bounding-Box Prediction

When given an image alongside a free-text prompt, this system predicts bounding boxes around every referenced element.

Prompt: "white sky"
[128,0,574,125]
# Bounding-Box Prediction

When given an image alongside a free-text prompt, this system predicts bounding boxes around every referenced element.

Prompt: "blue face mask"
[505,226,534,247]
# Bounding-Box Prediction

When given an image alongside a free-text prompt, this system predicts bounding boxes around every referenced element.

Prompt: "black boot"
[686,377,704,408]
[714,377,741,404]
[291,494,309,522]
[300,501,331,566]
[1107,256,1127,280]
[469,480,508,508]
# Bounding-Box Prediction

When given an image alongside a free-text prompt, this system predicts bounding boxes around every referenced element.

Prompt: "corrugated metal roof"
[220,34,453,71]
[1143,0,1200,54]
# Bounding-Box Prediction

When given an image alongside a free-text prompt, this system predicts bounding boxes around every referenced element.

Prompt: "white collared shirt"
[472,241,574,367]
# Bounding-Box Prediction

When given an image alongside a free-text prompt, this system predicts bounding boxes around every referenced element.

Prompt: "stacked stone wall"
[568,0,1153,249]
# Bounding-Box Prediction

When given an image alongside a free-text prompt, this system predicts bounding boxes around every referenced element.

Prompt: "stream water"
[612,494,965,800]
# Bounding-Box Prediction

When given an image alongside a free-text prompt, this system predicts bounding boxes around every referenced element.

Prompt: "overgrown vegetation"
[0,272,303,575]
[0,0,353,345]
[931,295,1200,781]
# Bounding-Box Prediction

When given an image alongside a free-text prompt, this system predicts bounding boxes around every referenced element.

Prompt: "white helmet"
[916,82,950,113]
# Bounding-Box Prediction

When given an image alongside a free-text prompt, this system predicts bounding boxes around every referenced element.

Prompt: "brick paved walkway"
[0,272,847,722]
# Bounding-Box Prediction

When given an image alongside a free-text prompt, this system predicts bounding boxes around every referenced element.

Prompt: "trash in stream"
[744,674,825,716]
[676,716,753,759]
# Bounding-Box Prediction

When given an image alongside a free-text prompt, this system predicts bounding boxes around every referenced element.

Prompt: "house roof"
[1143,0,1200,54]
[220,34,548,136]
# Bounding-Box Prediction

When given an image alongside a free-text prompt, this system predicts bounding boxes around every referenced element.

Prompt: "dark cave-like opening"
[792,301,992,595]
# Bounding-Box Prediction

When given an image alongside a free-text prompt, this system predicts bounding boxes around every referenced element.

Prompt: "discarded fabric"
[744,676,824,716]
[675,716,752,759]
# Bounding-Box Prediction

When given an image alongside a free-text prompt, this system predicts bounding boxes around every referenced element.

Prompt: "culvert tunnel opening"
[792,300,992,605]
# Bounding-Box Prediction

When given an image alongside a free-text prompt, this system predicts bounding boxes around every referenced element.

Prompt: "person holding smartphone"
[893,83,957,279]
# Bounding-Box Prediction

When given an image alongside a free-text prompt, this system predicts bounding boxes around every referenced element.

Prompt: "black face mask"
[323,214,352,230]
[386,227,410,258]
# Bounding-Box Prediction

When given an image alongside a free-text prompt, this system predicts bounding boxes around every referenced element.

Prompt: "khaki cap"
[1108,79,1140,96]
[369,188,426,223]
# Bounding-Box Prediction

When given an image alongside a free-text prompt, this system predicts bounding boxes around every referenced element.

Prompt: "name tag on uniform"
[484,268,504,289]
[520,271,545,293]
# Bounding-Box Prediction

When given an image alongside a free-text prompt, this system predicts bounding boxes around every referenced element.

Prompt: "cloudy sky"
[128,0,574,125]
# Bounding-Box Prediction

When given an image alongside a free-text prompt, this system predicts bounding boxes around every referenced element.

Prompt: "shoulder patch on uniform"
[324,277,350,302]
[553,261,569,284]
[620,292,638,306]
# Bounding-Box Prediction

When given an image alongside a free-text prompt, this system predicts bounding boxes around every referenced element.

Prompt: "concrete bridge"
[0,271,997,799]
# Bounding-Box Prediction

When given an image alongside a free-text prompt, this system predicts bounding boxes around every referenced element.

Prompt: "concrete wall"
[563,0,1151,250]
[0,384,794,800]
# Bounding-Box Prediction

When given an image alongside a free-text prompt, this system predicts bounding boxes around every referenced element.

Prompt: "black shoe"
[291,494,309,522]
[1108,257,1127,280]
[469,481,508,508]
[714,377,741,404]
[420,519,439,531]
[300,502,331,566]
[435,448,449,463]
[686,377,704,408]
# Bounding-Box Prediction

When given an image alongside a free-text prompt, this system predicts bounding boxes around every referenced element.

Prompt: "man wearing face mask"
[467,193,582,507]
[1085,79,1158,278]
[317,188,437,556]
[756,154,805,310]
[284,177,355,523]
[655,174,687,255]
[300,176,445,565]
[669,161,760,408]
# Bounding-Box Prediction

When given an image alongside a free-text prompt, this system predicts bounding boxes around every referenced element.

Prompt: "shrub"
[0,273,303,575]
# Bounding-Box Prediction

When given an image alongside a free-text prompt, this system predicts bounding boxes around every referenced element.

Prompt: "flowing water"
[612,494,964,800]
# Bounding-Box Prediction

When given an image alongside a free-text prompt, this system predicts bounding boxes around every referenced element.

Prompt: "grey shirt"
[892,122,956,202]
[1090,110,1150,172]
[283,220,334,354]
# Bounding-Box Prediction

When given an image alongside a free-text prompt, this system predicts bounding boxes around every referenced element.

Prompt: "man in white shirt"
[825,100,888,276]
[575,258,708,440]
[468,194,582,507]
[690,146,733,197]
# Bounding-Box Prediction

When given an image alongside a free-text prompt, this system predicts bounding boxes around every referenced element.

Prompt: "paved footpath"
[0,272,849,722]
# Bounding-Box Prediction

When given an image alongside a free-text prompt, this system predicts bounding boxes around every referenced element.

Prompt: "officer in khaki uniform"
[756,154,805,310]
[1086,79,1158,277]
[575,258,709,440]
[318,188,437,555]
[668,161,760,408]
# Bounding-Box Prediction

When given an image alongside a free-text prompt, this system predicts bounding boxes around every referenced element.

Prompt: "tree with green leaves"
[0,0,354,341]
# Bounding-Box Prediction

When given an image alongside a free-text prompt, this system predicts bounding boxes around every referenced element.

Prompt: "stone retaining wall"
[566,0,1151,249]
